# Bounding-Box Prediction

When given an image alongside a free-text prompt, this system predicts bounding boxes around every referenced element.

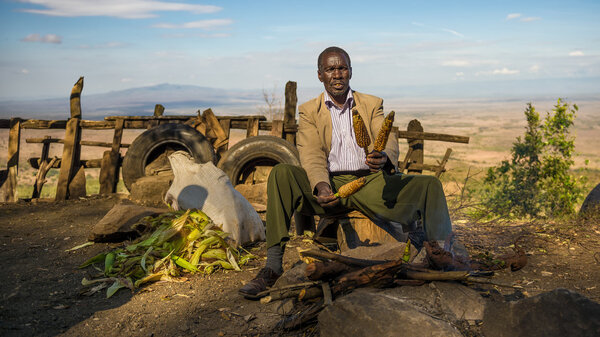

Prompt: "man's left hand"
[366,151,388,172]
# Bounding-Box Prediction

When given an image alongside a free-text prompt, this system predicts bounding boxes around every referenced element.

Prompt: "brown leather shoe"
[239,267,281,300]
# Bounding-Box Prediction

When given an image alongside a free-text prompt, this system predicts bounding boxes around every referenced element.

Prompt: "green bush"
[483,99,586,218]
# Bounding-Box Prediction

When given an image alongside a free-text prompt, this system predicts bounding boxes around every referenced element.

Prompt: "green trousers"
[265,164,452,248]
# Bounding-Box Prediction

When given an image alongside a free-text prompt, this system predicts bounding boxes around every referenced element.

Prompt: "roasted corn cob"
[352,109,371,156]
[334,177,367,198]
[373,111,395,152]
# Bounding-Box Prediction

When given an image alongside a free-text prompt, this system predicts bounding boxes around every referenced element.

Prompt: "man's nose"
[332,68,343,78]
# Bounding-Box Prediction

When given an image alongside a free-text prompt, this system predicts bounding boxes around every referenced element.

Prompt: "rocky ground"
[0,195,599,336]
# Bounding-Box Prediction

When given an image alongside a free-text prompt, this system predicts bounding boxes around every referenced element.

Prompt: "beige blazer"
[297,91,399,192]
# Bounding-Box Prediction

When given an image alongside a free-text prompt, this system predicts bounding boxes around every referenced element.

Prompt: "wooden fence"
[0,77,469,203]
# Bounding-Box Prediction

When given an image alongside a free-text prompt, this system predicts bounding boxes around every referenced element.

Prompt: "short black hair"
[318,46,351,72]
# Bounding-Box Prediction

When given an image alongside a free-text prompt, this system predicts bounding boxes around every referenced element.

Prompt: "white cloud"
[529,64,540,73]
[493,67,519,75]
[521,17,541,22]
[78,42,129,49]
[21,33,62,43]
[569,50,584,57]
[506,13,522,20]
[21,69,29,74]
[18,0,221,19]
[476,67,520,76]
[455,72,464,77]
[153,19,233,30]
[441,28,464,38]
[120,78,132,83]
[442,60,470,67]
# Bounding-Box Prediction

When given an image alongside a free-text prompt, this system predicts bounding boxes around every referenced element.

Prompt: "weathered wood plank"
[219,119,231,151]
[31,135,51,199]
[68,164,87,198]
[270,120,284,138]
[397,130,469,143]
[55,118,81,200]
[26,138,130,148]
[70,77,84,119]
[99,118,124,194]
[29,157,107,169]
[0,118,21,202]
[99,151,119,194]
[105,115,267,121]
[154,104,165,117]
[406,119,424,174]
[284,81,297,144]
[202,108,229,158]
[246,118,260,138]
[435,148,453,177]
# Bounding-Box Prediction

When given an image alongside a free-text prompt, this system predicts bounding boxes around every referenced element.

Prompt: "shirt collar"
[324,89,353,112]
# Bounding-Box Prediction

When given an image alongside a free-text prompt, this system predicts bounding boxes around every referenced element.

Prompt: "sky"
[0,0,599,100]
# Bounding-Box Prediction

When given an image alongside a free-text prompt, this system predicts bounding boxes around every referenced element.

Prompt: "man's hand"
[315,181,339,208]
[366,151,388,172]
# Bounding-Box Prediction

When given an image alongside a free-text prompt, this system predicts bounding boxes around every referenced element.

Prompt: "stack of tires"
[122,123,300,191]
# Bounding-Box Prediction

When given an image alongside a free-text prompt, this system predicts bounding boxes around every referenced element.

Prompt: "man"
[239,46,452,299]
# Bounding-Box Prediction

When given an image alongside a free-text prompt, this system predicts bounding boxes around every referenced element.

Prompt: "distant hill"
[0,84,269,120]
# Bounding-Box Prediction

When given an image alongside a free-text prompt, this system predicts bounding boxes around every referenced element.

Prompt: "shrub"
[483,99,586,218]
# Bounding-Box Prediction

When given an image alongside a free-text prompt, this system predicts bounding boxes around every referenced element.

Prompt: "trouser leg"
[265,164,347,248]
[332,172,452,241]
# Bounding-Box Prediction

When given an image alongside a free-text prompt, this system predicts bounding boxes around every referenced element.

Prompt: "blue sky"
[0,0,599,100]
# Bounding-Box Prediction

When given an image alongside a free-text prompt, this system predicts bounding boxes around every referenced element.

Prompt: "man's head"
[317,46,352,100]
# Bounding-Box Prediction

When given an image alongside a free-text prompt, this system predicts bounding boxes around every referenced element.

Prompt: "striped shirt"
[324,90,370,172]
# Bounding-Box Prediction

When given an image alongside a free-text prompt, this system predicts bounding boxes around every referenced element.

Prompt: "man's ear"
[349,66,353,80]
[317,70,324,83]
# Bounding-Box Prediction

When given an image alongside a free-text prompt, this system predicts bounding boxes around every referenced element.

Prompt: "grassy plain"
[1,98,599,202]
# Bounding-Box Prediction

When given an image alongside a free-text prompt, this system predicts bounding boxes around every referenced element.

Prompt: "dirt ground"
[1,195,599,337]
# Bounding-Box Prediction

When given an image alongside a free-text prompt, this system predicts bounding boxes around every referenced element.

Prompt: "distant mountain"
[0,84,268,120]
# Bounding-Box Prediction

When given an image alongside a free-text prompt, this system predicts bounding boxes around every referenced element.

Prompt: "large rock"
[319,288,463,337]
[384,282,486,321]
[482,288,600,337]
[89,200,166,242]
[580,182,600,216]
[129,174,173,207]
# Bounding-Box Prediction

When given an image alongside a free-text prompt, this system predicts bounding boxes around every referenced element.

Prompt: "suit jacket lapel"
[316,93,333,152]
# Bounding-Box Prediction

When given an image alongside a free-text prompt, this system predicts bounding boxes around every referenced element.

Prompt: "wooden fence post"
[0,118,21,202]
[284,81,297,144]
[154,104,165,117]
[31,136,52,198]
[99,118,124,194]
[55,77,84,200]
[406,119,424,174]
[246,118,260,138]
[202,109,229,158]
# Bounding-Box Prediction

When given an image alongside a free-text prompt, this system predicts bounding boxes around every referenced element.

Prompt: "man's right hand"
[315,181,339,208]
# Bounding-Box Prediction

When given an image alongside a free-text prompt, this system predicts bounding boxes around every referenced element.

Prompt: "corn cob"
[373,111,395,152]
[352,109,370,156]
[334,177,366,198]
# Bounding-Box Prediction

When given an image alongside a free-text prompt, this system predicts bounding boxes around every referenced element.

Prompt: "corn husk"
[373,111,395,152]
[334,177,367,198]
[79,209,256,298]
[352,109,370,156]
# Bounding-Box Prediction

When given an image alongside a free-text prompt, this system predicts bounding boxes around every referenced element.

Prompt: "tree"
[483,99,585,218]
[257,86,283,121]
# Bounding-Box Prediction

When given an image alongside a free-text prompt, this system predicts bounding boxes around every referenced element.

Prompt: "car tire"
[122,123,215,191]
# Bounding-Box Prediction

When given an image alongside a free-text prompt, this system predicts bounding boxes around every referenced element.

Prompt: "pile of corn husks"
[79,209,256,298]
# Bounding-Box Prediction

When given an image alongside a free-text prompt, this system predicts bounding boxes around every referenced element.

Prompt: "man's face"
[318,52,352,98]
